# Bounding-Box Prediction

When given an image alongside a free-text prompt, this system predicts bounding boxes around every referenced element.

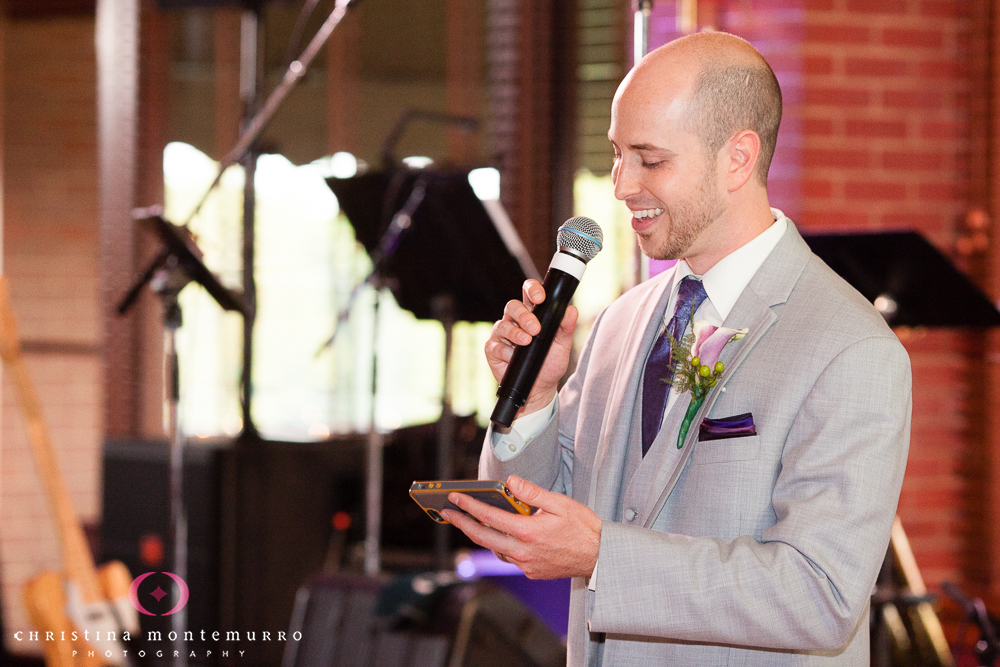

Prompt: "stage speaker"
[282,574,565,667]
[101,438,227,646]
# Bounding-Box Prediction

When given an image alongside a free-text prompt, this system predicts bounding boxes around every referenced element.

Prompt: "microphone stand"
[430,294,455,571]
[316,174,428,576]
[184,0,363,226]
[113,1,358,658]
[632,0,652,285]
[317,174,429,356]
[942,581,1000,666]
[117,211,245,667]
[378,110,478,171]
[633,0,652,65]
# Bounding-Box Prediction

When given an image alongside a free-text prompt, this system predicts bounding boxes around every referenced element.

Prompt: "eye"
[641,160,664,169]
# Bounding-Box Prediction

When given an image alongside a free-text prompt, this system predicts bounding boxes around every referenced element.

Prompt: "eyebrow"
[630,143,675,153]
[608,136,676,154]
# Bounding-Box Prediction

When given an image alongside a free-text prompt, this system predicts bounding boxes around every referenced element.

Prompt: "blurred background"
[0,0,997,665]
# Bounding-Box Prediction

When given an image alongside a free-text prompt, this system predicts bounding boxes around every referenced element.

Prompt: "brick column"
[214,8,242,162]
[97,0,140,439]
[0,7,6,553]
[983,0,1000,605]
[446,0,483,166]
[963,0,993,599]
[135,0,171,439]
[487,0,576,272]
[326,3,361,156]
[1,9,101,649]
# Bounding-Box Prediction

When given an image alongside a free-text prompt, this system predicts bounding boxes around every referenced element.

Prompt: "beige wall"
[0,15,101,652]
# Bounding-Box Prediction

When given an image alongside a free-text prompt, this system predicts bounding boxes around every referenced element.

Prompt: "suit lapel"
[586,271,674,521]
[639,292,775,527]
[639,222,813,528]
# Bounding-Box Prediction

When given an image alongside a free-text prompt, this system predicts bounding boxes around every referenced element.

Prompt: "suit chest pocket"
[691,435,761,465]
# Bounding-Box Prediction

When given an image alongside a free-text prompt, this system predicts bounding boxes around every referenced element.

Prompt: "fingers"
[446,492,524,538]
[493,281,564,349]
[442,508,520,556]
[444,486,603,580]
[507,476,564,513]
[441,496,525,557]
[485,292,545,371]
[509,298,541,338]
[522,279,545,309]
[484,279,572,396]
[557,305,579,341]
[494,306,537,345]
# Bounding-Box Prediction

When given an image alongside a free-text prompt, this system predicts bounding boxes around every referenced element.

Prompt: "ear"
[723,129,761,192]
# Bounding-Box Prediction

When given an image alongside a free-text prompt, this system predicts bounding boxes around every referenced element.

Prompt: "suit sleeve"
[589,334,911,651]
[479,309,607,497]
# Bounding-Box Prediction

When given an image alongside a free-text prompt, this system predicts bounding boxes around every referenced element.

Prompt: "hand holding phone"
[409,480,535,524]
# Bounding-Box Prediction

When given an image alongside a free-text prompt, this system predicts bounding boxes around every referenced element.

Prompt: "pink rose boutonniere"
[667,321,749,449]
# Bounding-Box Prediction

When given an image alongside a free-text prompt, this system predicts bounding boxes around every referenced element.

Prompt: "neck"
[683,193,774,275]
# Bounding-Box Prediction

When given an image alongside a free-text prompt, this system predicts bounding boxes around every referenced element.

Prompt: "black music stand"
[803,229,1000,667]
[117,207,246,661]
[803,230,1000,327]
[324,169,534,574]
[327,169,531,323]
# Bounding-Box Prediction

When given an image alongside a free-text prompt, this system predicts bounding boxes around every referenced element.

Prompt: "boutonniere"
[665,321,749,449]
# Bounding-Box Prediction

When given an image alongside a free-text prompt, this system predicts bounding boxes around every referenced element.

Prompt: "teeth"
[633,208,664,219]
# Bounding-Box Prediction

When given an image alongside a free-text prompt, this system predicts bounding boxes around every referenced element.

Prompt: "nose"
[613,156,641,201]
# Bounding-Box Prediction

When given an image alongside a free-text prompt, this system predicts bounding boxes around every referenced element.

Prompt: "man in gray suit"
[442,31,911,665]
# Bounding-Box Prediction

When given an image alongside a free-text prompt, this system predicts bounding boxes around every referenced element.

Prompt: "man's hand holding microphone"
[442,217,605,580]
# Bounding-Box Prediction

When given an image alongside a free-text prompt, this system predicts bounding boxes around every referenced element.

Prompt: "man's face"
[608,80,725,261]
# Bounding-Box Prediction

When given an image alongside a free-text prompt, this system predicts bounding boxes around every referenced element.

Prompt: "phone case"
[409,480,535,524]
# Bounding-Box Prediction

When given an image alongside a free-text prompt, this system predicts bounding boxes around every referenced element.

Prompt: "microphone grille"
[557,216,603,263]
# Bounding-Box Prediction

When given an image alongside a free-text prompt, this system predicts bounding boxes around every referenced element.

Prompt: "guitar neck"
[0,280,102,602]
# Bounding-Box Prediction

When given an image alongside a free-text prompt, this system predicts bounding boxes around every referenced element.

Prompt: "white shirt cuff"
[588,558,598,591]
[490,395,557,461]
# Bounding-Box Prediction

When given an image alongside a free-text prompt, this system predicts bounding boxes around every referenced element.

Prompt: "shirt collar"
[674,208,789,321]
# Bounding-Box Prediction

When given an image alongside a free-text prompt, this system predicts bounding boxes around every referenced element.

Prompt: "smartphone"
[409,480,535,524]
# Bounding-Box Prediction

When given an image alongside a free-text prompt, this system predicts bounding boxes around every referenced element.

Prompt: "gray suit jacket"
[481,222,911,666]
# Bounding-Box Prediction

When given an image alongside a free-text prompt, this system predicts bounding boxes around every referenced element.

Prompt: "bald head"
[629,32,782,186]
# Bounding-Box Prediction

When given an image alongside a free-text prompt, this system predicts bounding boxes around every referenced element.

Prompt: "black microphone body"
[491,259,580,427]
[491,216,603,428]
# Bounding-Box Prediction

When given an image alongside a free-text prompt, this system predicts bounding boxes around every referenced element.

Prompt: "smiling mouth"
[630,207,664,232]
[631,207,664,220]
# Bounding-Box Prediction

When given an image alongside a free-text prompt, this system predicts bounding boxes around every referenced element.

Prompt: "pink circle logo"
[128,572,190,616]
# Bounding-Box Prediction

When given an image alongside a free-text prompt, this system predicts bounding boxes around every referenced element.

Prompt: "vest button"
[625,508,637,521]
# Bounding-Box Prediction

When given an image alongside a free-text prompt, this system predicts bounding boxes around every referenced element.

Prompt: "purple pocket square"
[699,413,756,441]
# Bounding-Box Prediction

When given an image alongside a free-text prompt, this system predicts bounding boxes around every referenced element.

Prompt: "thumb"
[553,305,578,349]
[507,475,562,512]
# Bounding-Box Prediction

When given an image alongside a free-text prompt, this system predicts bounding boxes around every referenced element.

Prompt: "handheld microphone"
[491,216,603,428]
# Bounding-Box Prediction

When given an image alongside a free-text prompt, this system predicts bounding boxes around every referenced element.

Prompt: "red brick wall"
[641,0,976,596]
[641,3,805,219]
[798,0,972,594]
[798,0,968,240]
[0,15,101,653]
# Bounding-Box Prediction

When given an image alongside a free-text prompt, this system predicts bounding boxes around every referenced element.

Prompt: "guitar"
[0,278,139,667]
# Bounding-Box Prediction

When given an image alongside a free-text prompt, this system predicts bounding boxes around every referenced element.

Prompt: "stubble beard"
[639,164,724,261]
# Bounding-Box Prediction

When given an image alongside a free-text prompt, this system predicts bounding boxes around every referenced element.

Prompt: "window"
[164,143,496,441]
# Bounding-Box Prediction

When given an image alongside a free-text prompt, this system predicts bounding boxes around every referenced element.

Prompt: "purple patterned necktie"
[641,276,708,456]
